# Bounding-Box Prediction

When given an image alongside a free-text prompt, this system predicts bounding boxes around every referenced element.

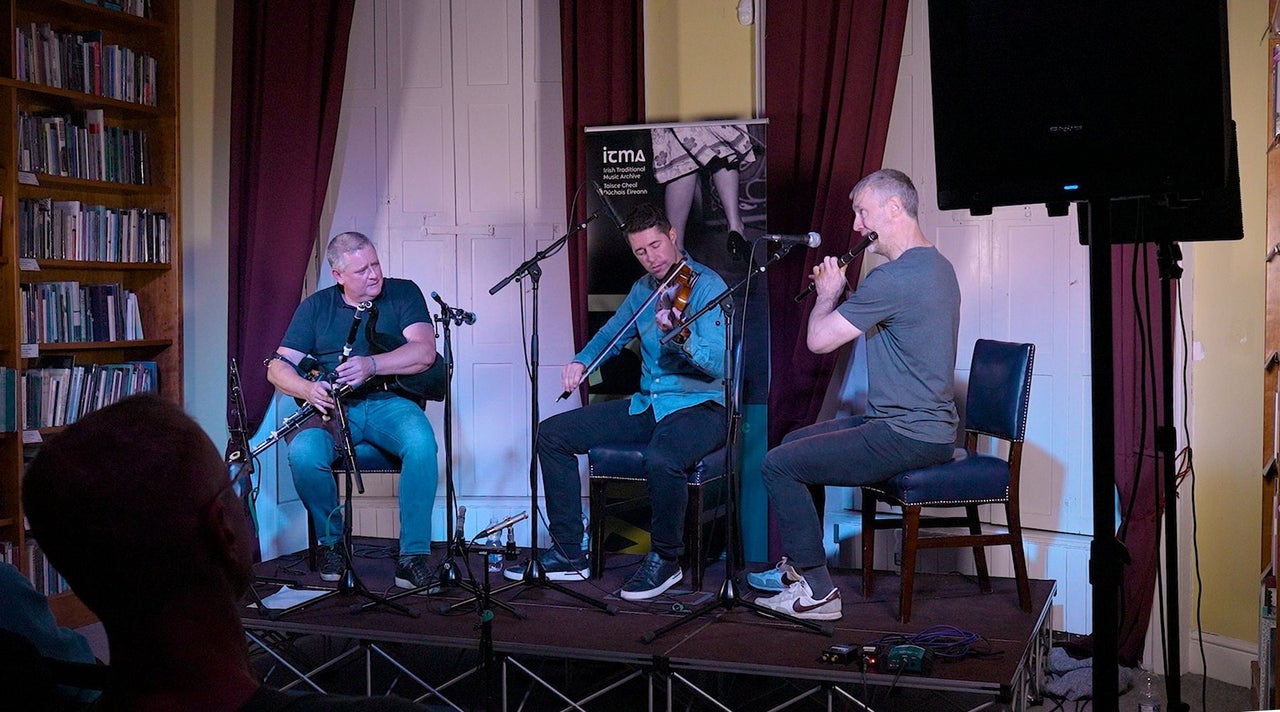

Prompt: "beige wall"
[180,0,233,439]
[644,0,756,121]
[1188,0,1267,644]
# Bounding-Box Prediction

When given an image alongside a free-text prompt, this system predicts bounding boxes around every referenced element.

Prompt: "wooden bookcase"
[1264,1,1280,706]
[0,0,180,623]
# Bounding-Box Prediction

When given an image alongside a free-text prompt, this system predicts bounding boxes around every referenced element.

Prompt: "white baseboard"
[1186,630,1256,689]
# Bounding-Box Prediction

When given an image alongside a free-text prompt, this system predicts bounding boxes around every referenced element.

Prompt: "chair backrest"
[963,339,1034,443]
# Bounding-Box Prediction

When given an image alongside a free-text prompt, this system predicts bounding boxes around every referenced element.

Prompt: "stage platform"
[242,538,1056,711]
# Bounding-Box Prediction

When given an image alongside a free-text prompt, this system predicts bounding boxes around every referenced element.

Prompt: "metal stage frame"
[241,546,1056,711]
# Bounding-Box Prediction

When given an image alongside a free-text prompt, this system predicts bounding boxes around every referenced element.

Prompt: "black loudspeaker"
[1077,121,1243,245]
[928,1,1231,214]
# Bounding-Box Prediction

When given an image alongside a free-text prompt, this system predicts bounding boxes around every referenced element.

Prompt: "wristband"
[369,355,378,375]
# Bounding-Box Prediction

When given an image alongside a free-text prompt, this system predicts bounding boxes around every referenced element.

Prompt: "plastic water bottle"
[1136,669,1161,712]
[581,513,591,557]
[486,517,504,573]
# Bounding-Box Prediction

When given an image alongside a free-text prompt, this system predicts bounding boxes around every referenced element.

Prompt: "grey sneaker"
[318,544,345,582]
[619,551,682,601]
[756,578,842,621]
[394,554,442,593]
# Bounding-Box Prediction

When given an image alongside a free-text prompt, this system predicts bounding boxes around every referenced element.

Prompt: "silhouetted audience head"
[23,393,255,624]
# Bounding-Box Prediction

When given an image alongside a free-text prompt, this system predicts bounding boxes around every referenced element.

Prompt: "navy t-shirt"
[281,277,431,381]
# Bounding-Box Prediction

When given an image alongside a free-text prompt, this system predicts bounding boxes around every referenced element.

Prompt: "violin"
[658,262,695,345]
[556,259,696,402]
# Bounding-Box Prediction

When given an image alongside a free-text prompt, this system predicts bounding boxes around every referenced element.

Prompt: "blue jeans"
[538,399,726,560]
[288,395,438,555]
[762,416,954,570]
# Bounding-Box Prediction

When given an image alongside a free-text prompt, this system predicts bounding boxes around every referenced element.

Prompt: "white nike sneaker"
[756,578,842,621]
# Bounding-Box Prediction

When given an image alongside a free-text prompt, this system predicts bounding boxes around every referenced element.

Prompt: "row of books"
[18,108,150,185]
[1,540,70,598]
[14,23,159,106]
[82,0,151,19]
[20,281,144,345]
[0,361,158,432]
[19,197,170,264]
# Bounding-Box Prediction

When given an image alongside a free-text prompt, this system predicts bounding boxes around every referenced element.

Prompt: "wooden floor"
[242,538,1055,710]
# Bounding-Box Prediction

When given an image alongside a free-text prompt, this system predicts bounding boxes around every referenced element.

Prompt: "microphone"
[340,301,373,363]
[591,179,626,231]
[454,505,466,548]
[431,291,477,325]
[764,232,822,248]
[793,231,878,303]
[473,511,528,541]
[504,524,518,560]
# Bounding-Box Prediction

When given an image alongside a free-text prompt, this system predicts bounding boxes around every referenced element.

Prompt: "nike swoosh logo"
[793,591,840,613]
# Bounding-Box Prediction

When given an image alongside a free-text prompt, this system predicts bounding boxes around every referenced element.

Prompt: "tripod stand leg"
[641,576,832,643]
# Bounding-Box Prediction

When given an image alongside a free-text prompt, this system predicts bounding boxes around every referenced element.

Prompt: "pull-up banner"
[583,119,769,402]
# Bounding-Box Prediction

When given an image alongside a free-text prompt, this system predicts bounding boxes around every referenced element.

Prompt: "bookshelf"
[0,0,179,624]
[1265,1,1280,706]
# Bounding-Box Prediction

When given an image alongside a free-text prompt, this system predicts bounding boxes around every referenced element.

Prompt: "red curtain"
[1111,244,1170,665]
[227,0,355,431]
[762,0,909,449]
[559,0,645,351]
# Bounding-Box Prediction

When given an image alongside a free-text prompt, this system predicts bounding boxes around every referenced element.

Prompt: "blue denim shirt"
[574,257,727,420]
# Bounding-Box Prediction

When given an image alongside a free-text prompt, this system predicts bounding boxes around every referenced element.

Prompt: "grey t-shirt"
[836,246,960,444]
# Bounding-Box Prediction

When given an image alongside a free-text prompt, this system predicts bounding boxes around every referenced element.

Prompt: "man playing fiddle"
[266,231,441,591]
[504,203,728,600]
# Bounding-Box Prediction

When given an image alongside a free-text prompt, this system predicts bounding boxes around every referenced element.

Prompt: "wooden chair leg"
[861,490,877,598]
[899,507,921,624]
[1006,502,1032,612]
[589,479,606,580]
[966,504,992,593]
[687,484,703,591]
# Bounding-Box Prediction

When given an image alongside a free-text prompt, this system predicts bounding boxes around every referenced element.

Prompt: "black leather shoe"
[394,554,442,593]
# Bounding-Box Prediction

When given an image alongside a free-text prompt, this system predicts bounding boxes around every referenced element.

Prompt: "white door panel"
[389,0,455,229]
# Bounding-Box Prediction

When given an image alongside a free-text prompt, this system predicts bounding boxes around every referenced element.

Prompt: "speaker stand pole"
[1156,241,1189,712]
[1087,198,1123,711]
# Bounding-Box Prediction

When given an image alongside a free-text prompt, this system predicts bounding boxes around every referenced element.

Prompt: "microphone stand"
[355,294,525,618]
[644,245,834,643]
[431,295,469,588]
[330,382,418,618]
[319,306,418,617]
[454,211,616,615]
[226,358,315,620]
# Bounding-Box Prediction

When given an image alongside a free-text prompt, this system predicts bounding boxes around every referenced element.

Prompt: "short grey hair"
[326,231,373,270]
[850,169,919,220]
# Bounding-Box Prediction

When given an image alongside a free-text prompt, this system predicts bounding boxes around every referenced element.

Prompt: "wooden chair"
[860,339,1035,623]
[306,442,402,570]
[587,444,728,591]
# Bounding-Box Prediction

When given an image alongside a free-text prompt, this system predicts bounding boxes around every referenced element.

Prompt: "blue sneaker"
[746,557,801,592]
[503,545,590,582]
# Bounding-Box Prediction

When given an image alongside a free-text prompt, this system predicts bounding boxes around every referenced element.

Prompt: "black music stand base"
[445,557,616,615]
